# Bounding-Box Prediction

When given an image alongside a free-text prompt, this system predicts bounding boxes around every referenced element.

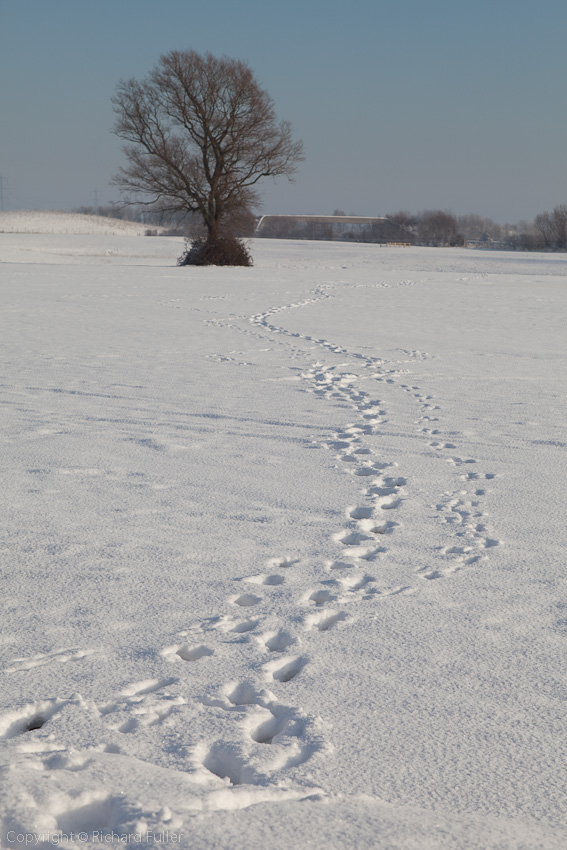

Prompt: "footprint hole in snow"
[251,713,289,744]
[0,700,65,740]
[24,715,46,733]
[313,611,348,631]
[264,630,296,652]
[270,656,307,683]
[309,589,333,605]
[231,619,259,634]
[202,743,250,786]
[176,644,214,662]
[348,506,374,520]
[263,574,285,586]
[327,560,356,571]
[335,531,371,546]
[226,681,259,706]
[233,593,261,607]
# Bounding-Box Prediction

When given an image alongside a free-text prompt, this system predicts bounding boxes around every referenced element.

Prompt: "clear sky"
[1,0,566,223]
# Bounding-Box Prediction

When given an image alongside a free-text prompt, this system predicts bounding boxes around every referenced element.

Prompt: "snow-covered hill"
[0,209,164,236]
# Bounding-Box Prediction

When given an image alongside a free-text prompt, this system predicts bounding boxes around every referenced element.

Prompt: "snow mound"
[0,210,163,236]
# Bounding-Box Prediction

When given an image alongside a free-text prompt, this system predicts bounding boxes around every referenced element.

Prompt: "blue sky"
[1,0,566,222]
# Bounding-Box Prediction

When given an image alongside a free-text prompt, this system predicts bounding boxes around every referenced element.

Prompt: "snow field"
[1,233,566,848]
[0,210,163,237]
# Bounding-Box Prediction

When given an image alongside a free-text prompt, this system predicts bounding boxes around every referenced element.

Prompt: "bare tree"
[457,214,503,244]
[111,50,303,264]
[415,210,463,247]
[534,204,567,250]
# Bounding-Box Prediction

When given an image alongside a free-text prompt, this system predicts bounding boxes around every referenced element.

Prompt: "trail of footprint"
[395,378,501,582]
[195,289,500,799]
[198,681,326,786]
[297,362,411,609]
[419,476,502,579]
[251,295,500,588]
[176,550,329,792]
[99,676,187,738]
[5,647,99,674]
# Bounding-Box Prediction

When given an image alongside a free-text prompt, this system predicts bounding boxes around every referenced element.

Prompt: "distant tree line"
[73,201,567,252]
[259,204,567,251]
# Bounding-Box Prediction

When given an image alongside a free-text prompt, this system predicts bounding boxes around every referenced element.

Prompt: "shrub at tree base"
[177,235,252,267]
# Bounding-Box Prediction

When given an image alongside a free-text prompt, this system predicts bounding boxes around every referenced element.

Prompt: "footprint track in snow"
[232,593,262,607]
[5,647,98,674]
[189,293,502,796]
[260,630,298,653]
[244,574,285,586]
[0,699,68,740]
[265,655,308,683]
[305,610,348,632]
[161,644,214,663]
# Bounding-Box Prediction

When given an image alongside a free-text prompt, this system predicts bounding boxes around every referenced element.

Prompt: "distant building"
[256,214,408,243]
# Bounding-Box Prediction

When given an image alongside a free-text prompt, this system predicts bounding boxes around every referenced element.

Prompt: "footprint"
[354,466,380,477]
[348,506,374,520]
[327,560,357,571]
[5,647,98,674]
[226,681,260,706]
[263,575,285,586]
[266,656,307,683]
[339,574,375,593]
[381,477,407,488]
[233,593,262,607]
[305,610,348,632]
[162,644,214,662]
[357,518,399,535]
[372,495,402,511]
[201,742,255,786]
[231,619,260,634]
[245,574,285,586]
[422,570,443,580]
[0,699,66,740]
[334,530,372,546]
[120,677,176,697]
[250,708,290,744]
[262,630,297,653]
[442,545,471,557]
[177,644,214,662]
[307,589,334,605]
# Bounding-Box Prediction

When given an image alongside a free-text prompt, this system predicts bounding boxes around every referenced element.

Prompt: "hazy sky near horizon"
[1,0,566,222]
